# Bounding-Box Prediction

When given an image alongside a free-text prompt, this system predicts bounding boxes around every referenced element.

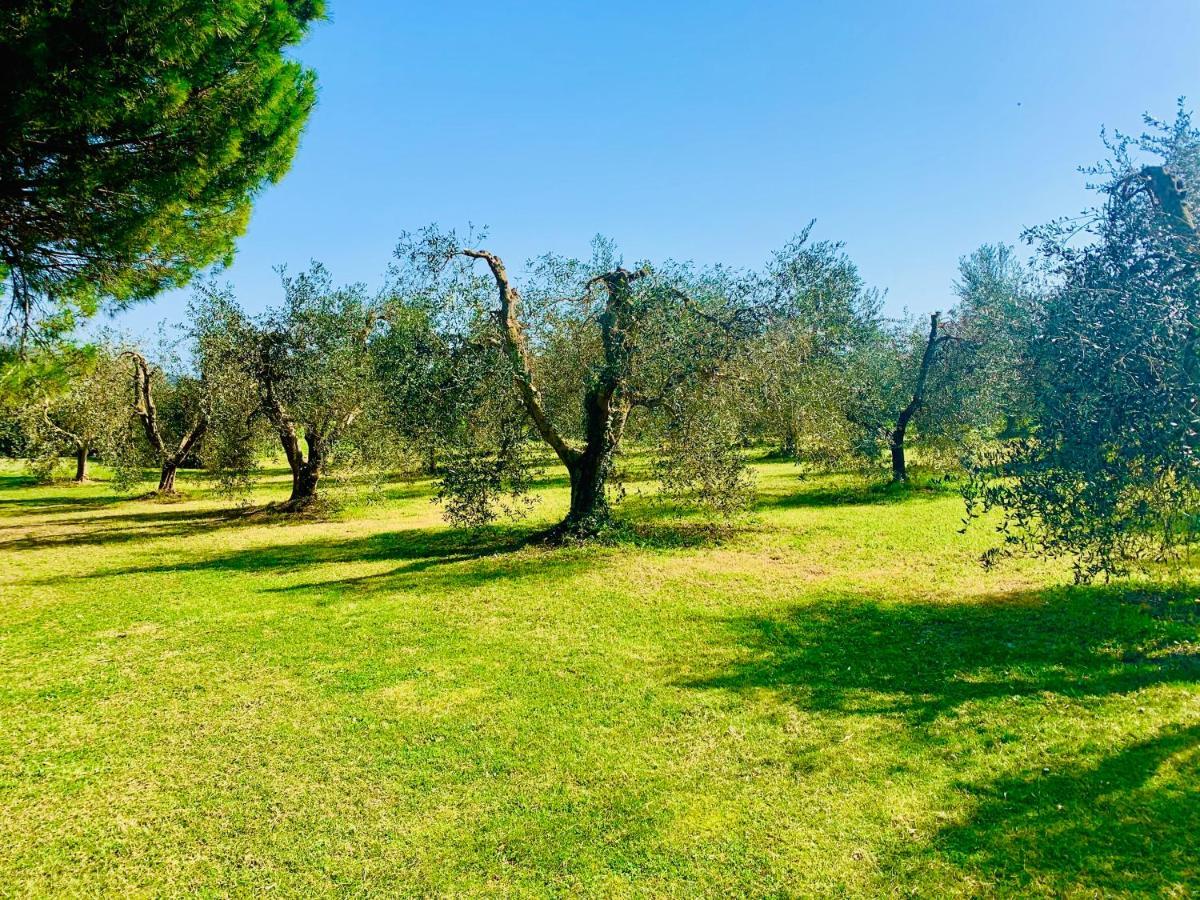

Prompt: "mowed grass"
[0,459,1197,897]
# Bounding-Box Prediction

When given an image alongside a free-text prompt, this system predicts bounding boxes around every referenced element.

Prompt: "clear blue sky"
[114,0,1200,337]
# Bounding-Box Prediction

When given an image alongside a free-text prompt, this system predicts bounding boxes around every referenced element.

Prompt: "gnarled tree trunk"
[289,461,321,505]
[889,421,910,483]
[464,247,643,539]
[565,452,608,529]
[276,423,324,510]
[559,389,629,535]
[126,352,208,495]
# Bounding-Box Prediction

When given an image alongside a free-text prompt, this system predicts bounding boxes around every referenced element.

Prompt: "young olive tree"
[745,228,883,465]
[951,243,1043,438]
[393,228,756,537]
[841,246,1041,483]
[843,310,981,483]
[23,346,131,482]
[191,265,392,510]
[966,106,1200,580]
[191,296,266,499]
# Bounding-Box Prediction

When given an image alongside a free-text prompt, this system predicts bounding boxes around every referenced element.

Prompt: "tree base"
[534,510,614,544]
[275,494,318,514]
[139,488,185,502]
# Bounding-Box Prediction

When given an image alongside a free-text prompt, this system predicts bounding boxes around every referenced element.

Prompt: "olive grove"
[4,104,1198,580]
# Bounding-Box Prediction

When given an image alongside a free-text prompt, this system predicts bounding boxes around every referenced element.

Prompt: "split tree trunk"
[157,463,178,494]
[277,424,324,510]
[156,419,205,495]
[462,248,642,540]
[126,352,208,496]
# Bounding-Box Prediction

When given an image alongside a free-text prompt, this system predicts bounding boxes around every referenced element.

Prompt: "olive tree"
[23,346,131,482]
[191,299,265,499]
[951,243,1042,439]
[393,228,756,537]
[838,248,1038,485]
[121,349,208,495]
[191,265,393,510]
[965,106,1200,580]
[745,229,883,465]
[841,312,974,482]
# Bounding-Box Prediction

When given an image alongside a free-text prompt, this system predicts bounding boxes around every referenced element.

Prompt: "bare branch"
[122,350,167,456]
[41,402,82,449]
[459,248,581,466]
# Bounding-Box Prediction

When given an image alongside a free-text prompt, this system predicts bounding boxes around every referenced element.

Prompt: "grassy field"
[1,458,1197,897]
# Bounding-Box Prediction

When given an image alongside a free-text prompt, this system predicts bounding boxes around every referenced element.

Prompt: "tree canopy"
[21,344,132,483]
[966,106,1200,579]
[390,227,758,537]
[0,0,323,351]
[192,264,404,509]
[4,48,1197,576]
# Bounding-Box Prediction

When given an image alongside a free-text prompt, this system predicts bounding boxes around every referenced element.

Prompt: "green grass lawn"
[1,459,1197,897]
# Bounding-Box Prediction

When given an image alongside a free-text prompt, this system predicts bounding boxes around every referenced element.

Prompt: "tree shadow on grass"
[4,481,745,563]
[258,526,576,597]
[45,524,592,597]
[916,723,1200,894]
[0,468,220,504]
[0,492,128,513]
[754,477,956,511]
[689,584,1199,893]
[1,471,442,551]
[0,504,259,551]
[686,583,1200,724]
[605,518,746,550]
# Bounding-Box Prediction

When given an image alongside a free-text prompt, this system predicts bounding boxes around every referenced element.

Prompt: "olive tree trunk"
[74,443,88,482]
[289,460,321,505]
[889,421,910,483]
[564,451,609,531]
[157,463,178,494]
[559,391,624,535]
[890,312,947,484]
[277,424,324,510]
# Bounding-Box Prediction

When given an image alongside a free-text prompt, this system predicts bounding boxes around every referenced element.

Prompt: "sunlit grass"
[1,458,1197,896]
